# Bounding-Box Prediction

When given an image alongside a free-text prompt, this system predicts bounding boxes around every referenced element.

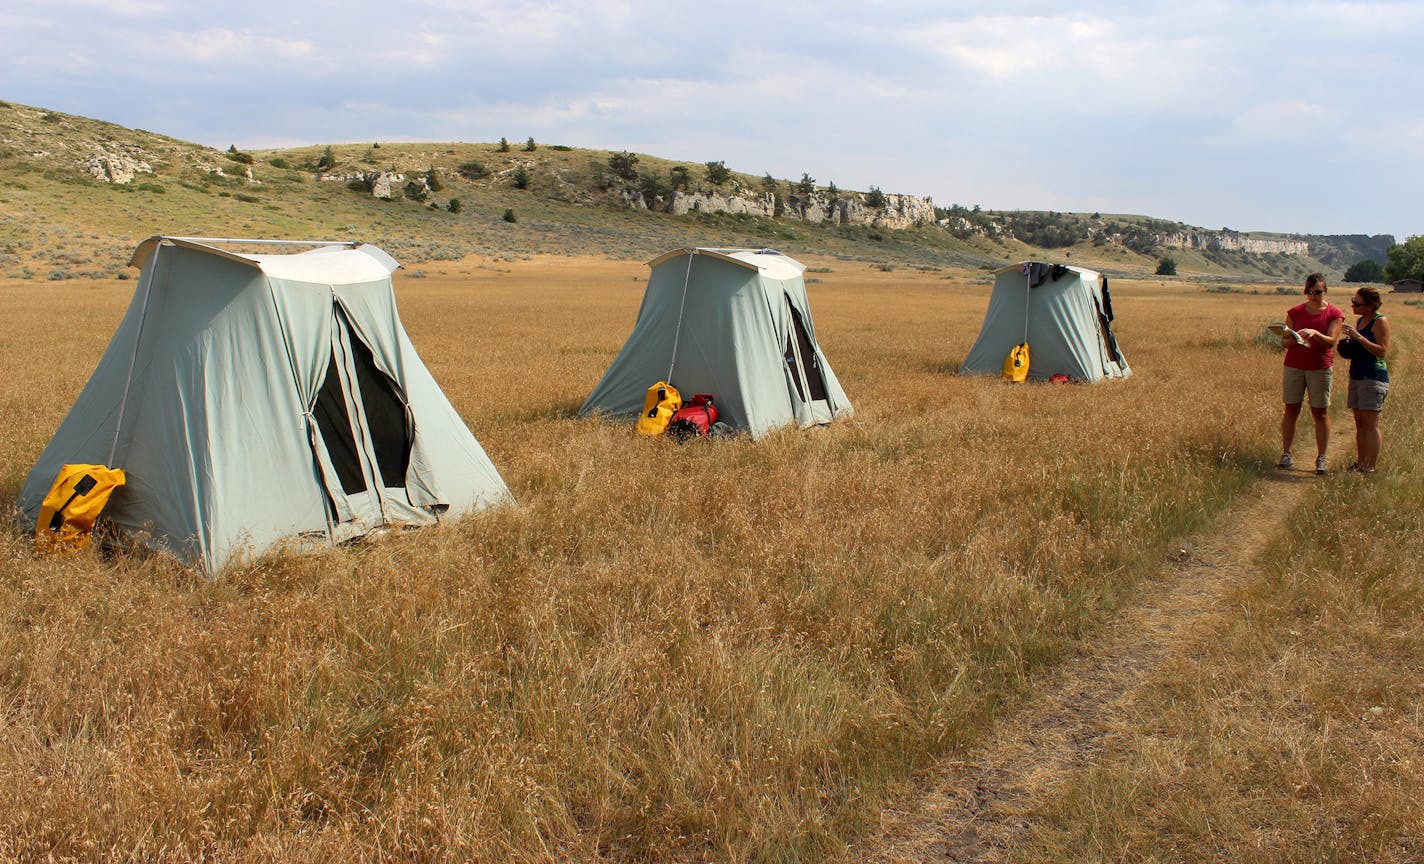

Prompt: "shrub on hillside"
[639,172,668,203]
[1156,256,1178,276]
[865,186,887,208]
[512,165,532,189]
[609,152,639,182]
[458,161,488,179]
[224,145,253,165]
[704,160,730,185]
[503,208,517,223]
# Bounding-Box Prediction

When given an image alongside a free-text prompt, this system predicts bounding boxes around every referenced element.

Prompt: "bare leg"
[1281,402,1302,454]
[1310,406,1330,459]
[1353,408,1366,467]
[1356,409,1382,470]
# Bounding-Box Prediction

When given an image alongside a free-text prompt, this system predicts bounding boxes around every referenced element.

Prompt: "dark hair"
[1305,273,1326,291]
[1355,285,1382,310]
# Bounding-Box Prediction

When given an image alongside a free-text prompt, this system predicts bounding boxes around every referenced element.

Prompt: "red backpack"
[666,394,719,441]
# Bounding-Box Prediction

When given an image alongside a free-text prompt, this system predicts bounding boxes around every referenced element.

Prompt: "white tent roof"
[646,247,807,281]
[129,236,399,283]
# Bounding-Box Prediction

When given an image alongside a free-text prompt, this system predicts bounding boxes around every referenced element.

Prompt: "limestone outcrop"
[85,150,153,184]
[830,193,935,229]
[667,190,776,217]
[659,187,936,228]
[1155,231,1309,255]
[321,170,407,199]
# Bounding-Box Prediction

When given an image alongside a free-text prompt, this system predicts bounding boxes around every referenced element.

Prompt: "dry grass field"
[0,254,1417,862]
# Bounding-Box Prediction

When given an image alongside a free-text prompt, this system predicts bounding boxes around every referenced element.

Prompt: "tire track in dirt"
[851,464,1328,863]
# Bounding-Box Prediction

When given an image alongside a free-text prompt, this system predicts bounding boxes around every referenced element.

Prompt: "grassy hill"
[0,100,1385,281]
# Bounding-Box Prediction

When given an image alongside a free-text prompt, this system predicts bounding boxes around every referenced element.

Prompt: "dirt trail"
[851,463,1329,863]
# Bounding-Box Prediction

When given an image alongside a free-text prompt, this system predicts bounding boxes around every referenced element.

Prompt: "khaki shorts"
[1283,366,1332,408]
[1347,378,1388,412]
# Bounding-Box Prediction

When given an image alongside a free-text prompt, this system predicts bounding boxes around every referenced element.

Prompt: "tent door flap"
[307,308,416,529]
[782,295,831,418]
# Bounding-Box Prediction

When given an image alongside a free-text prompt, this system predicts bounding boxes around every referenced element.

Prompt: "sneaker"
[1277,452,1293,470]
[1315,456,1329,475]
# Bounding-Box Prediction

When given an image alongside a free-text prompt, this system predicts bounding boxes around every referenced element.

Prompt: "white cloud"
[170,29,319,63]
[1231,100,1331,141]
[0,0,1420,236]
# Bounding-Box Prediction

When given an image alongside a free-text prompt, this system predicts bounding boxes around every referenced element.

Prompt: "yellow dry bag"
[635,381,683,436]
[35,464,126,555]
[1003,343,1030,382]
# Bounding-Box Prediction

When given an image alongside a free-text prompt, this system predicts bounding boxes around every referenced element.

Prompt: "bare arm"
[1299,316,1344,348]
[1342,317,1390,357]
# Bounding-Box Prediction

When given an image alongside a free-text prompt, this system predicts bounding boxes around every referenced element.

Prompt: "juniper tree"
[609,151,639,182]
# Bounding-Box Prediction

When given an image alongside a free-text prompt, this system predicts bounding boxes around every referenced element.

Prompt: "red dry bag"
[666,394,719,441]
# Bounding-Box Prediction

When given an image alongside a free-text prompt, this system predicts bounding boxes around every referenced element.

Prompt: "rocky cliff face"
[320,170,429,200]
[1153,231,1309,255]
[85,149,153,184]
[659,188,936,228]
[666,189,776,218]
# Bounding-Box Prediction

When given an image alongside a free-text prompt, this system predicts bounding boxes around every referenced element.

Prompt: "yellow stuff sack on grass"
[635,382,682,436]
[1003,343,1030,382]
[35,464,126,555]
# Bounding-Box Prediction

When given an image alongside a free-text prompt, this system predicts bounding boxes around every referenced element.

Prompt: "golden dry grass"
[0,257,1415,862]
[1004,324,1424,862]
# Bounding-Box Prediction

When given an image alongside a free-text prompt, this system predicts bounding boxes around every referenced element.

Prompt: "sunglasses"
[1305,289,1325,295]
[1350,298,1367,306]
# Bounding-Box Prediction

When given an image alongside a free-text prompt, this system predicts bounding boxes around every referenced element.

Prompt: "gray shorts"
[1283,366,1332,408]
[1347,378,1388,412]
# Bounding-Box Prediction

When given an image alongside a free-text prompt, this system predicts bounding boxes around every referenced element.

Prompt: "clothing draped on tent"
[961,261,1130,383]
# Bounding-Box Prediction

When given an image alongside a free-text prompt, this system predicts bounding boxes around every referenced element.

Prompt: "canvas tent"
[19,236,513,573]
[960,262,1130,382]
[579,247,852,438]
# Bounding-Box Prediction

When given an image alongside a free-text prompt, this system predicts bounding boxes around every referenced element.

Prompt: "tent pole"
[1023,267,1031,345]
[666,249,695,382]
[109,244,162,464]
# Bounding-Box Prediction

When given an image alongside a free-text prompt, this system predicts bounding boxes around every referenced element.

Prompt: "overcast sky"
[3,0,1421,238]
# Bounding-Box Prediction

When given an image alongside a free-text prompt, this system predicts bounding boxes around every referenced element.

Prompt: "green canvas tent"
[960,261,1130,382]
[19,236,513,573]
[579,247,852,438]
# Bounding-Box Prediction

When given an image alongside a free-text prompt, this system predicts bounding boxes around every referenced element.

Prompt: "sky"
[2,0,1422,239]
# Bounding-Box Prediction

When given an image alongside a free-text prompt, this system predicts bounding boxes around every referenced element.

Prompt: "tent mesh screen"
[313,355,367,494]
